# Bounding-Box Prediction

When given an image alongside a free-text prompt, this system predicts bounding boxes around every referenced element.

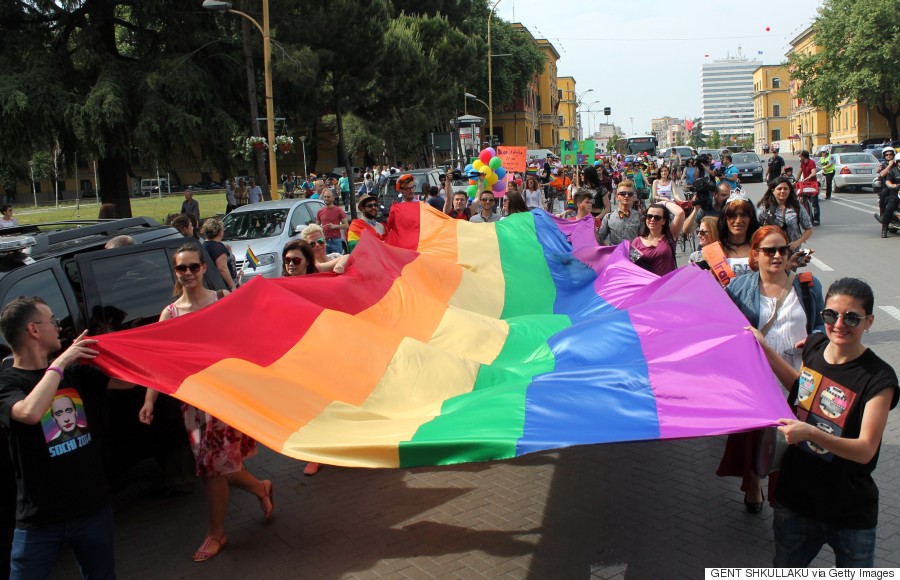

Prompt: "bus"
[625,135,658,157]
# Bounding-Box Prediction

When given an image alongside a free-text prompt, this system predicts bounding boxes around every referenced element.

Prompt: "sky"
[495,0,824,137]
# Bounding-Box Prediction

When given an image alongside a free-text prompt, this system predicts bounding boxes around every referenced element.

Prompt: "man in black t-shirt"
[0,296,133,578]
[766,151,785,184]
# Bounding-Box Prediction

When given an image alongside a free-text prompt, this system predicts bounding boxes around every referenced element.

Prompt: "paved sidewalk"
[49,402,900,579]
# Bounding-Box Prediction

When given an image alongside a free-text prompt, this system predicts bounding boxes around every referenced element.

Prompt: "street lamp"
[465,93,489,113]
[487,0,502,145]
[299,135,308,176]
[202,0,279,200]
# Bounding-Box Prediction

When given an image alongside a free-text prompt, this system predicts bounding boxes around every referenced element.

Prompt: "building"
[590,123,623,154]
[651,117,681,148]
[700,51,760,139]
[752,64,791,154]
[557,76,578,143]
[535,37,562,151]
[786,27,829,153]
[491,23,545,150]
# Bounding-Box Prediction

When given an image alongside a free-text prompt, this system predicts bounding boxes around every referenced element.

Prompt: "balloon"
[466,184,478,196]
[464,164,473,172]
[468,179,476,186]
[515,178,523,187]
[495,166,507,180]
[492,182,505,193]
[472,159,484,170]
[489,156,502,170]
[487,173,498,186]
[486,147,496,157]
[480,166,493,178]
[479,149,493,164]
[765,26,770,31]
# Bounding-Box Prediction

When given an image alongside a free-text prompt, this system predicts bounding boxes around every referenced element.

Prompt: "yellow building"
[829,101,892,145]
[752,65,791,154]
[557,76,578,143]
[787,26,829,153]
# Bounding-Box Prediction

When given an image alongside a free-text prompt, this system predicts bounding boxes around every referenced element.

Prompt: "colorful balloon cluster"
[463,147,507,199]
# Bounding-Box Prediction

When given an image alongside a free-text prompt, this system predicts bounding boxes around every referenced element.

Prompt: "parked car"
[815,143,863,156]
[731,153,765,183]
[376,169,443,221]
[697,149,722,163]
[221,198,325,281]
[828,152,881,192]
[0,218,228,482]
[138,178,172,197]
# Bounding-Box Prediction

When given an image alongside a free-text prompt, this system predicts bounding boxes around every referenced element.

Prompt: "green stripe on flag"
[496,213,557,319]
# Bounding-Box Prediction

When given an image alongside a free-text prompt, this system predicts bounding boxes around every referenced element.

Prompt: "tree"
[787,0,900,140]
[607,132,619,153]
[689,119,706,149]
[708,130,721,150]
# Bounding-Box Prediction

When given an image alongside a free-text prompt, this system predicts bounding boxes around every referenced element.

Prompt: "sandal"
[192,535,227,562]
[258,480,275,521]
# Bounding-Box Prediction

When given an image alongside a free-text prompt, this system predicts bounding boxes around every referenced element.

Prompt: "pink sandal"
[192,535,227,562]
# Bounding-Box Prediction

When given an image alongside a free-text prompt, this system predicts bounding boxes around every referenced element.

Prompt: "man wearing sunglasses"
[469,191,500,223]
[597,180,643,246]
[347,194,385,253]
[0,297,136,578]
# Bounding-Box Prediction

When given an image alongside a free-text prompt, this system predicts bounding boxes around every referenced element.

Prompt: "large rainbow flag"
[93,204,790,468]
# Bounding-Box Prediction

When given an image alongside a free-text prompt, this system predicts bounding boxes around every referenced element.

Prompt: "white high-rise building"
[701,51,760,137]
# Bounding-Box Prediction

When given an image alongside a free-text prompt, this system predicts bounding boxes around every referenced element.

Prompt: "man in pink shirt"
[316,189,348,254]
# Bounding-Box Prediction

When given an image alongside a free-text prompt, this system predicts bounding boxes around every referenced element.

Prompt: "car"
[376,169,443,221]
[816,143,863,156]
[830,152,881,192]
[730,152,765,182]
[697,149,722,163]
[138,178,172,197]
[0,218,228,483]
[221,198,325,281]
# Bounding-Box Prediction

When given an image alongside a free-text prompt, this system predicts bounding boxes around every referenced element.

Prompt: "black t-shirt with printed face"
[776,333,899,529]
[0,365,111,528]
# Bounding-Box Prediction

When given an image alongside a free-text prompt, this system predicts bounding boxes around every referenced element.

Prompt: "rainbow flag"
[244,247,260,270]
[92,204,789,468]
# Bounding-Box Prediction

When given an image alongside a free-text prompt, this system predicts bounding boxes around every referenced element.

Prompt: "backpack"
[797,271,816,334]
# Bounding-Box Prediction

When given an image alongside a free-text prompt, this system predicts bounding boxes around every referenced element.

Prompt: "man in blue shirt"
[720,154,740,189]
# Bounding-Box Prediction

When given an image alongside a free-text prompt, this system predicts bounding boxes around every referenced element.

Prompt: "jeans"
[325,238,343,255]
[10,504,116,580]
[809,193,821,223]
[773,503,876,567]
[881,188,900,225]
[824,172,833,198]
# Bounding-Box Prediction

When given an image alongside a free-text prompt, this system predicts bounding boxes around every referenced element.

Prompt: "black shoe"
[882,227,889,238]
[744,492,764,514]
[812,221,821,226]
[875,213,884,223]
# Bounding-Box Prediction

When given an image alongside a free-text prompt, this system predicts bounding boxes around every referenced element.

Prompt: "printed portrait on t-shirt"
[41,388,89,446]
[793,366,858,462]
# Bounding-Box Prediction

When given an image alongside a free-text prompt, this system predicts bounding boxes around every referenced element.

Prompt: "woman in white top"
[523,176,543,211]
[651,165,682,203]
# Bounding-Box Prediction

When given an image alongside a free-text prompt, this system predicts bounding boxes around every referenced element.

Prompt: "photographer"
[683,181,731,236]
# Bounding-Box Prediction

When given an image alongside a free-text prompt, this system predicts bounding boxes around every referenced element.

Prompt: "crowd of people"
[0,146,897,576]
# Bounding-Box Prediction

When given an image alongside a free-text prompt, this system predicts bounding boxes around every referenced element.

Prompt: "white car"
[831,152,882,192]
[221,199,325,281]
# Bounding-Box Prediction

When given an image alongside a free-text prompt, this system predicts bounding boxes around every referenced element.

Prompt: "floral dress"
[167,301,257,477]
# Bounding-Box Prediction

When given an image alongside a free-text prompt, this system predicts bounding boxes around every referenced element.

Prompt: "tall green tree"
[708,130,721,150]
[689,119,706,149]
[787,0,900,140]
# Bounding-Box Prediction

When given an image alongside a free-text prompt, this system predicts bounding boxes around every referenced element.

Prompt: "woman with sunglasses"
[749,278,898,567]
[139,243,273,562]
[300,223,349,272]
[717,226,825,514]
[523,176,543,211]
[756,177,813,249]
[716,192,761,279]
[688,216,719,267]
[631,200,685,276]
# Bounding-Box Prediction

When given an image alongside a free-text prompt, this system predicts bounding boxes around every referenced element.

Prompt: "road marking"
[877,305,900,322]
[828,198,878,214]
[809,256,833,271]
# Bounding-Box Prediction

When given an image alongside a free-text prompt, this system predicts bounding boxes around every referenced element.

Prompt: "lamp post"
[202,0,279,200]
[465,93,489,114]
[299,135,308,176]
[487,0,502,145]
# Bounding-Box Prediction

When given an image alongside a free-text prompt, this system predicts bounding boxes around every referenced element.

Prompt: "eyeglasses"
[283,257,306,266]
[313,238,326,246]
[820,309,865,328]
[646,214,664,222]
[174,263,203,274]
[618,191,635,197]
[32,316,60,328]
[697,230,709,236]
[481,197,495,203]
[757,246,791,258]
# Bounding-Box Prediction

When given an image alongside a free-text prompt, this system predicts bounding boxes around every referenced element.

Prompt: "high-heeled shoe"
[744,490,764,514]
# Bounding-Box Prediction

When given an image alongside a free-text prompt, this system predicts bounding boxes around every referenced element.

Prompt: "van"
[139,178,171,197]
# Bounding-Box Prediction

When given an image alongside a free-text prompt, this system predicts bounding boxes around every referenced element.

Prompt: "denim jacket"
[726,272,825,334]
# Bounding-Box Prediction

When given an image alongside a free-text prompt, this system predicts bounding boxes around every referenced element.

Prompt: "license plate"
[857,169,872,174]
[742,173,753,177]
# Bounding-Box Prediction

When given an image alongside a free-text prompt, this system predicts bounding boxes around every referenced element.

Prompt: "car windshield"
[222,209,289,240]
[732,154,760,164]
[837,154,877,164]
[832,145,862,154]
[674,148,693,157]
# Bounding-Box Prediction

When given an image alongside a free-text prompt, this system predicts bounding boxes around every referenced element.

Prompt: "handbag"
[754,427,788,476]
[635,188,650,200]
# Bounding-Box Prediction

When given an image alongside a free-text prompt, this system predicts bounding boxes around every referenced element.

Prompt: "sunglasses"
[174,263,202,274]
[283,257,306,266]
[646,214,664,222]
[757,246,791,258]
[697,230,709,236]
[313,238,326,246]
[32,316,60,328]
[821,309,865,328]
[481,197,495,203]
[618,191,635,197]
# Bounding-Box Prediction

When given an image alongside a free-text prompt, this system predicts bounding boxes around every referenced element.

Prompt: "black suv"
[0,218,227,482]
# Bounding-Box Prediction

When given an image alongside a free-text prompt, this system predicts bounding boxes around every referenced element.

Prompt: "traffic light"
[604,107,611,116]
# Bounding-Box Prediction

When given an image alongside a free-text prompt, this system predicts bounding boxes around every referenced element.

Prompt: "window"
[493,127,504,143]
[0,269,75,353]
[772,78,781,89]
[290,203,318,234]
[557,89,563,101]
[536,96,542,112]
[772,129,782,141]
[87,250,177,333]
[773,104,781,117]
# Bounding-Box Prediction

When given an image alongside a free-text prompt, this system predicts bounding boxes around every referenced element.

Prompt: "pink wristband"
[46,365,64,378]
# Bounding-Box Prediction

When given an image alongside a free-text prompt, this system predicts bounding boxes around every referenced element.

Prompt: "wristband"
[46,365,64,378]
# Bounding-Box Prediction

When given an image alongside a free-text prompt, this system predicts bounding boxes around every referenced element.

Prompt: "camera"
[686,175,716,211]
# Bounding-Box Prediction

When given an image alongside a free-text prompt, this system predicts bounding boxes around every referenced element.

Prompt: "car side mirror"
[293,225,304,236]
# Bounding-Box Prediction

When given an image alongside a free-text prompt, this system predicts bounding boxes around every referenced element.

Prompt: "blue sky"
[495,0,823,136]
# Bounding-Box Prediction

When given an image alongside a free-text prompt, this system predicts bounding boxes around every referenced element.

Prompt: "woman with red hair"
[717,225,825,513]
